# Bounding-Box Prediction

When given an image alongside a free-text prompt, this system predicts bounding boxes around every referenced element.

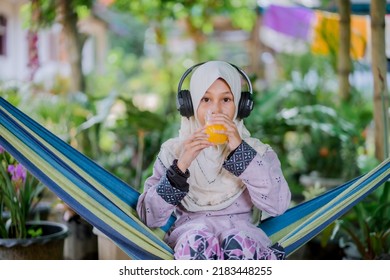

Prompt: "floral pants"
[173,228,285,260]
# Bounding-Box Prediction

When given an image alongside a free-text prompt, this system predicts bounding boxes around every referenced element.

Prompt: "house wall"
[0,0,107,89]
[0,0,29,83]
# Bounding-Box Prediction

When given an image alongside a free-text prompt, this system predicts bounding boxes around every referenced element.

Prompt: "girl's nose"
[211,102,222,114]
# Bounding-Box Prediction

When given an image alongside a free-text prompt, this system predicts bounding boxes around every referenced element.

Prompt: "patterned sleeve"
[136,158,187,228]
[223,140,258,177]
[223,141,291,216]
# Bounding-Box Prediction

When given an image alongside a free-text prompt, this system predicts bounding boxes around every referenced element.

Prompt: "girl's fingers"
[179,138,213,169]
[184,130,212,154]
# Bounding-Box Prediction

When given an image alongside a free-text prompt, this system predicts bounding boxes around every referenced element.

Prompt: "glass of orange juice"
[205,111,227,144]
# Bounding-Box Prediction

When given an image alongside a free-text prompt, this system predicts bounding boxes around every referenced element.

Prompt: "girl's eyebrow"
[204,90,233,95]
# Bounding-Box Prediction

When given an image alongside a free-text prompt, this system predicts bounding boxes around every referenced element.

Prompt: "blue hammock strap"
[1,97,389,259]
[0,97,173,260]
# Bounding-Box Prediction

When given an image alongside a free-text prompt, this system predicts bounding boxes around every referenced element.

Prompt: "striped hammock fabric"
[0,97,389,259]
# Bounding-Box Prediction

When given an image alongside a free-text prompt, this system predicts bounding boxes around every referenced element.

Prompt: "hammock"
[0,97,389,260]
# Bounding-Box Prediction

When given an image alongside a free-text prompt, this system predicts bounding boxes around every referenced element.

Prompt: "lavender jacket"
[137,141,291,248]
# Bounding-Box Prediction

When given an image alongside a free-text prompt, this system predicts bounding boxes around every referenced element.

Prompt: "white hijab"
[159,61,269,212]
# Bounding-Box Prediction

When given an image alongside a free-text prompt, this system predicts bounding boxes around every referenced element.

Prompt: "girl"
[137,61,291,260]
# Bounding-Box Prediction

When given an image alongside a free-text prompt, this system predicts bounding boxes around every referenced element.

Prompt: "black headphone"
[176,62,254,119]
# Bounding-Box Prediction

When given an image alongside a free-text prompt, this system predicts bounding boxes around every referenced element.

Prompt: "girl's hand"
[206,113,242,151]
[177,127,213,172]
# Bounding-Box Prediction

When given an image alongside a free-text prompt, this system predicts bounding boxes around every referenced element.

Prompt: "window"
[0,14,6,55]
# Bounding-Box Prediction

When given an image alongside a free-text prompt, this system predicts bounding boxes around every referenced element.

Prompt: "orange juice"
[205,124,227,144]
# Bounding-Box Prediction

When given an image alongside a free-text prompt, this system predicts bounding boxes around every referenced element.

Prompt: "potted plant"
[332,181,390,260]
[0,145,68,259]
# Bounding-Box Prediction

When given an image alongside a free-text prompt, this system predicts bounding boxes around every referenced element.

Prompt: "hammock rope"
[0,97,389,259]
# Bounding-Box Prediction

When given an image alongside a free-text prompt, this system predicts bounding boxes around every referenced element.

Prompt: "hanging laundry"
[262,4,315,40]
[260,4,315,54]
[260,4,369,60]
[311,11,368,59]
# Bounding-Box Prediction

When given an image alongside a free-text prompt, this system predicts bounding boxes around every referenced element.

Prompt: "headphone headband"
[177,62,253,94]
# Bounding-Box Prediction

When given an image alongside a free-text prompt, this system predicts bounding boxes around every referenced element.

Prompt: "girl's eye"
[223,98,232,102]
[201,97,210,102]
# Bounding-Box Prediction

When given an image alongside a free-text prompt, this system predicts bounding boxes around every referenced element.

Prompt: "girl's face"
[196,78,236,126]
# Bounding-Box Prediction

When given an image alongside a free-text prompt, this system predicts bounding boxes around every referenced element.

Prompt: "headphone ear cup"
[177,89,194,118]
[237,91,254,119]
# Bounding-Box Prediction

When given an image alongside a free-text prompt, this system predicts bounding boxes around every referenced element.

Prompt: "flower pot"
[0,221,69,260]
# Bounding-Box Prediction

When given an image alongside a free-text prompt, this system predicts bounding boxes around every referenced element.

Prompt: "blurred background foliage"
[0,0,388,259]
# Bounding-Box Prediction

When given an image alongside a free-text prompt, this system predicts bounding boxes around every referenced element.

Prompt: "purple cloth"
[262,4,315,41]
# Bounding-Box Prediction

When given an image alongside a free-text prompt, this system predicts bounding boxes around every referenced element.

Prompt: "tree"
[56,0,91,93]
[26,0,94,93]
[336,0,352,101]
[370,0,390,161]
[335,0,389,160]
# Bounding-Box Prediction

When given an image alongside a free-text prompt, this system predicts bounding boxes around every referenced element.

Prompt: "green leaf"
[27,227,43,238]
